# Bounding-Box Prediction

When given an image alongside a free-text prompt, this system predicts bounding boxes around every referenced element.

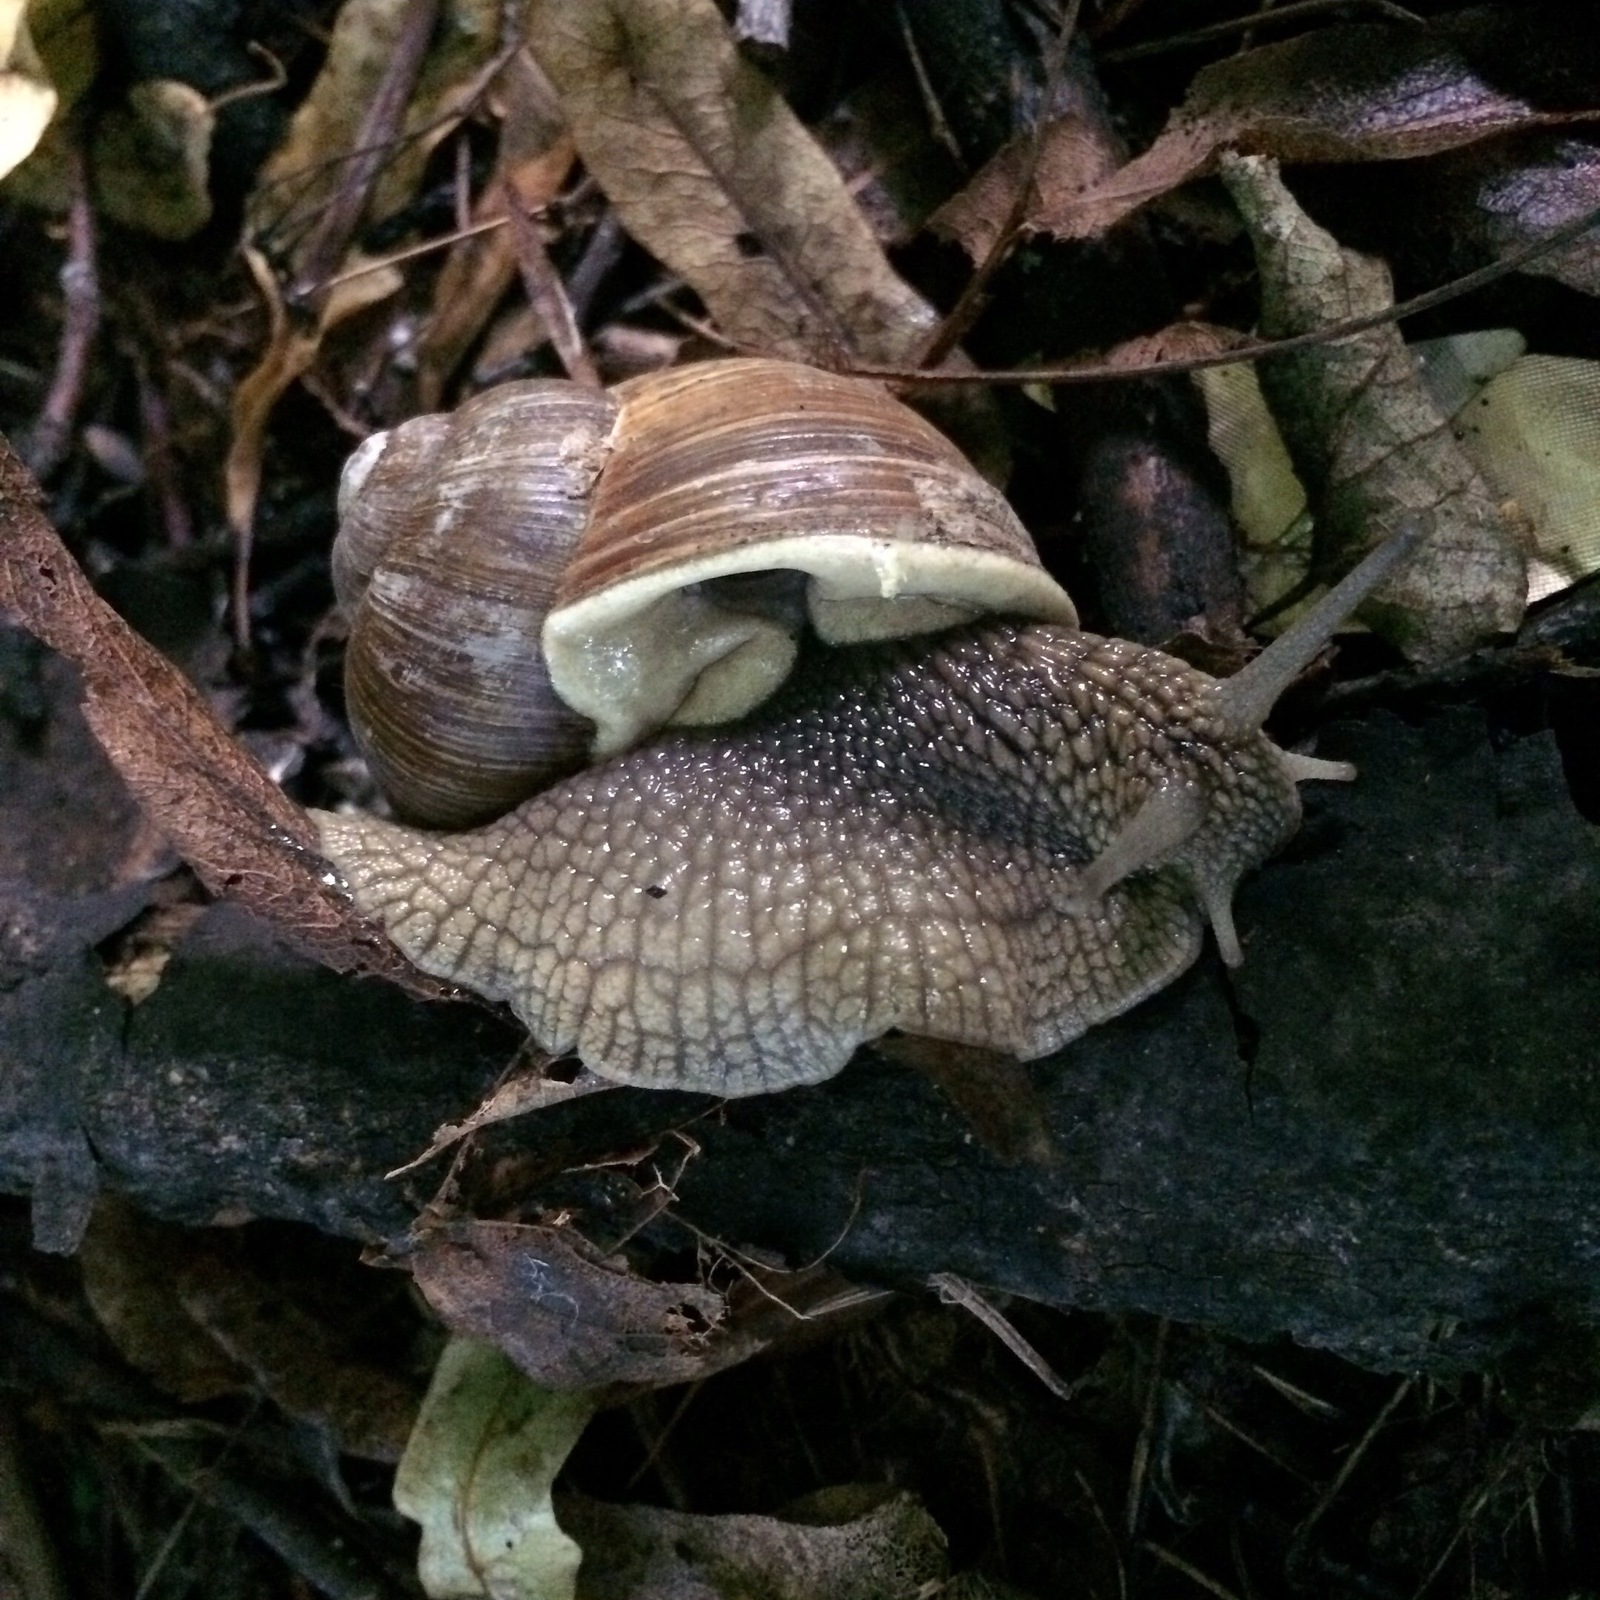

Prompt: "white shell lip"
[543,533,1079,756]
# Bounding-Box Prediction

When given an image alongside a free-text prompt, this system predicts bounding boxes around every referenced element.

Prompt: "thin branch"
[929,1272,1076,1403]
[288,0,443,307]
[851,198,1600,388]
[504,187,602,388]
[1101,0,1424,66]
[25,143,100,481]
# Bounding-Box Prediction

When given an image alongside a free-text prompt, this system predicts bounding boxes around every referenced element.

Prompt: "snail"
[332,359,1076,828]
[312,358,1426,1098]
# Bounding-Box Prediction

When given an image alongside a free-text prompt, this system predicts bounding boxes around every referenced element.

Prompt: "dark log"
[2,649,1595,1369]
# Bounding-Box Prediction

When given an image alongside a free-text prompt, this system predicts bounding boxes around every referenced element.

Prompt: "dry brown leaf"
[525,0,939,363]
[0,439,446,996]
[224,245,402,556]
[930,113,1109,264]
[1222,155,1525,662]
[1102,320,1250,369]
[1036,12,1600,242]
[78,1200,251,1405]
[406,1220,731,1390]
[1425,134,1600,298]
[177,1254,419,1463]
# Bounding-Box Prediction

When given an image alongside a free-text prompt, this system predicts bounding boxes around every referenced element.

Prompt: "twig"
[288,0,443,307]
[1289,1374,1415,1564]
[928,1272,1076,1403]
[565,210,626,326]
[126,1428,406,1600]
[1144,1540,1246,1600]
[1125,1317,1170,1535]
[848,198,1600,388]
[896,2,965,166]
[208,41,288,112]
[133,354,194,548]
[25,143,99,481]
[1101,0,1424,65]
[504,187,602,388]
[316,216,508,293]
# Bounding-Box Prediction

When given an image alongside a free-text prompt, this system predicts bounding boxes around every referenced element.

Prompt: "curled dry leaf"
[224,245,403,565]
[405,1220,730,1391]
[1222,154,1525,662]
[388,1056,616,1179]
[525,0,939,363]
[0,441,446,998]
[1036,11,1600,242]
[394,1336,590,1600]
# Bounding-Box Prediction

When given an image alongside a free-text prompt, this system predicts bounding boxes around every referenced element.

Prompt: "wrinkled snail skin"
[313,621,1317,1098]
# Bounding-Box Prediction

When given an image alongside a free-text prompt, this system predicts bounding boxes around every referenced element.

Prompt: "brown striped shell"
[333,358,1077,828]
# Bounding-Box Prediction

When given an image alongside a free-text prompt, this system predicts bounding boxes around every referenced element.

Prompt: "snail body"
[316,360,1427,1097]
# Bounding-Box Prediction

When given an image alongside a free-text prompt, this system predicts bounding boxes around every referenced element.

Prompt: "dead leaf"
[525,0,940,364]
[224,245,402,566]
[1034,11,1600,242]
[1222,154,1525,661]
[406,1220,730,1390]
[394,1336,590,1600]
[1427,133,1600,298]
[1103,320,1250,369]
[92,79,214,240]
[177,1254,420,1463]
[931,114,1110,264]
[560,1485,950,1600]
[78,1200,251,1404]
[0,440,447,996]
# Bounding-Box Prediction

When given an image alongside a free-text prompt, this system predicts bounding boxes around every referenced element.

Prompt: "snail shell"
[334,358,1077,828]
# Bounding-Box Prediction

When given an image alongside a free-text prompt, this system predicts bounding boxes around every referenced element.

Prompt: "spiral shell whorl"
[337,382,620,828]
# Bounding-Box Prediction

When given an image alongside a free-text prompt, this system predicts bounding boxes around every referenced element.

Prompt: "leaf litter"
[2,0,1600,1594]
